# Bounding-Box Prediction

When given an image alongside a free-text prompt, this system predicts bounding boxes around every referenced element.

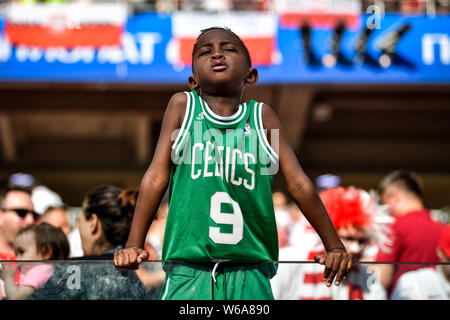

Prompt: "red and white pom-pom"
[319,186,393,251]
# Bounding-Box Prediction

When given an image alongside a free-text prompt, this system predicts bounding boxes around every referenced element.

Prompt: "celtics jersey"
[162,90,279,263]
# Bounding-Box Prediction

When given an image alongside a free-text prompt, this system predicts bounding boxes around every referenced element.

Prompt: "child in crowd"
[0,222,70,300]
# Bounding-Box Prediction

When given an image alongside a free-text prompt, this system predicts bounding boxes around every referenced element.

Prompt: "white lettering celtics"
[191,142,256,191]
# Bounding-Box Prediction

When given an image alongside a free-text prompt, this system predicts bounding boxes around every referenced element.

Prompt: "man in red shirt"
[375,170,445,296]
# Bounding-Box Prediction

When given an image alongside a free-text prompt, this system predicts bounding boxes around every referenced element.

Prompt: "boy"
[114,27,352,300]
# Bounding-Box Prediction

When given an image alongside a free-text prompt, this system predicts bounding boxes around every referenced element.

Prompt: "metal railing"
[1,259,448,300]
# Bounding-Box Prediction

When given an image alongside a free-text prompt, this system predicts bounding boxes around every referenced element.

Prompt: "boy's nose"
[211,52,224,60]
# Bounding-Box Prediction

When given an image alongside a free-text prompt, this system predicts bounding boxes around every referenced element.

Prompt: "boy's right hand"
[113,247,149,270]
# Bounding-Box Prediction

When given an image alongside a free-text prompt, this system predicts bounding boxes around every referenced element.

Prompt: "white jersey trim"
[172,91,194,154]
[199,96,247,126]
[254,102,279,164]
[161,278,170,300]
[202,97,243,121]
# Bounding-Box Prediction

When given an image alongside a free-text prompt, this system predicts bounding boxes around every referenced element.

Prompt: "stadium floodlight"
[322,21,346,68]
[377,23,412,68]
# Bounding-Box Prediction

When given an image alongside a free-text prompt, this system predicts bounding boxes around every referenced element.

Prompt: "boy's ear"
[245,68,258,85]
[188,75,199,90]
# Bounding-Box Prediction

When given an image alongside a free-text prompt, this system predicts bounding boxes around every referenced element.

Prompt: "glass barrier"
[1,260,448,300]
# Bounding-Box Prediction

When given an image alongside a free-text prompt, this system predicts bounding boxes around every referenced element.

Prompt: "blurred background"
[0,0,449,220]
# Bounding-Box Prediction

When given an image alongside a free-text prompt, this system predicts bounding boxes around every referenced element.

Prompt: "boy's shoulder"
[169,91,189,107]
[166,91,190,124]
[258,102,280,130]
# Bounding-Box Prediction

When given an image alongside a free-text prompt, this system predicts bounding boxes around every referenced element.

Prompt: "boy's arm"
[262,104,352,287]
[114,92,187,269]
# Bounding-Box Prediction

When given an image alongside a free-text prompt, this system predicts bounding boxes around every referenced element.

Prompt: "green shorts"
[159,260,277,300]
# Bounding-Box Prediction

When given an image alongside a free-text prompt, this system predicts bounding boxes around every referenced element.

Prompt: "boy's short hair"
[378,170,424,200]
[191,27,252,73]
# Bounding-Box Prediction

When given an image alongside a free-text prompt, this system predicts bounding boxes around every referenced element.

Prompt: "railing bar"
[1,259,449,265]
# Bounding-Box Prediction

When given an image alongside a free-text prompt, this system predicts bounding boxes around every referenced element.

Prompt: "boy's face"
[190,29,256,93]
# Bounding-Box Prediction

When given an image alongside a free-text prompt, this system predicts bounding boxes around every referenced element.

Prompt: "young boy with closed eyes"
[114,27,352,300]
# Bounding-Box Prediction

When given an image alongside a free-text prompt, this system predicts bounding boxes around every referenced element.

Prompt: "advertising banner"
[0,8,448,85]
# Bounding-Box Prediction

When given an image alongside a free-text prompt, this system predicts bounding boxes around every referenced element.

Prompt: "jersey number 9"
[209,192,243,245]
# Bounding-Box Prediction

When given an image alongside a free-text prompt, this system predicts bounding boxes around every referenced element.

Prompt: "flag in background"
[170,12,279,67]
[275,0,361,30]
[4,3,127,48]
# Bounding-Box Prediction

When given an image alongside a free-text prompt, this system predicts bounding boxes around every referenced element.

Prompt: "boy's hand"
[314,248,353,287]
[113,247,149,270]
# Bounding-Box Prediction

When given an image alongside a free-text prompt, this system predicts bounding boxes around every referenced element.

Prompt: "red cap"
[438,225,450,257]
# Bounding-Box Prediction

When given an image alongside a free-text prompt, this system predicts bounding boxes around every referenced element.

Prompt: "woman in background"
[28,185,152,300]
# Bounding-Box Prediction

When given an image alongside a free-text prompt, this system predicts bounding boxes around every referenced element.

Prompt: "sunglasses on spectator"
[0,208,39,220]
[340,236,369,246]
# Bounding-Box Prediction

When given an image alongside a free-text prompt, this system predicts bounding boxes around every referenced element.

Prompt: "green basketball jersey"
[162,90,279,263]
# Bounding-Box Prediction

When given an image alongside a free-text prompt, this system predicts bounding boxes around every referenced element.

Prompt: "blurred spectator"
[285,173,341,250]
[272,191,292,249]
[39,206,71,236]
[29,185,152,300]
[315,173,341,192]
[286,203,319,250]
[144,200,168,262]
[231,0,267,11]
[202,0,229,11]
[155,0,178,12]
[0,185,36,261]
[31,184,78,254]
[7,173,35,190]
[31,185,63,218]
[273,191,292,229]
[437,0,450,13]
[0,223,69,300]
[391,224,450,300]
[375,170,445,296]
[431,206,450,225]
[382,0,399,13]
[77,185,137,257]
[271,186,391,300]
[67,225,84,258]
[400,0,426,13]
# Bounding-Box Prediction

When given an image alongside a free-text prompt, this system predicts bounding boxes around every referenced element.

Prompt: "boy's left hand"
[314,248,353,287]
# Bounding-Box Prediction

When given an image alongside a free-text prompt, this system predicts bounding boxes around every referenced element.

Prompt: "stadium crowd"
[0,0,449,14]
[0,170,448,300]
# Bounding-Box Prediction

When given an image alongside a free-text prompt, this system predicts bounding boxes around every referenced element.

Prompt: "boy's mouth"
[212,61,228,71]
